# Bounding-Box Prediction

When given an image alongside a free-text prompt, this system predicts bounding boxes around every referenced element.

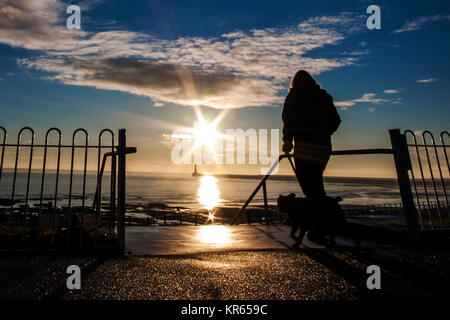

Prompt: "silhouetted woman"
[282,70,341,200]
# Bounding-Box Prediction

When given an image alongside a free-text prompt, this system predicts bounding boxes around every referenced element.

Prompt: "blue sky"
[0,0,449,177]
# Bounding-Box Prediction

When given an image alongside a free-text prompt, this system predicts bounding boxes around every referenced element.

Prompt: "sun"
[192,119,221,152]
[188,108,227,153]
[174,107,228,162]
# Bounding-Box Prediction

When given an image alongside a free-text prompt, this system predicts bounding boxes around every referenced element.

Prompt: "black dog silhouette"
[277,193,357,249]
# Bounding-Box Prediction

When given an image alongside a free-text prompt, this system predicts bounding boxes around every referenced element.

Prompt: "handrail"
[92,147,137,211]
[231,148,395,225]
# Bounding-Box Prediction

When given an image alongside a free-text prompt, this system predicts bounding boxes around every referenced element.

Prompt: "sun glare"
[197,225,231,246]
[193,119,221,152]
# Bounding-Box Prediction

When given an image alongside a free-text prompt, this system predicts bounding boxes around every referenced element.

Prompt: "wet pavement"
[1,224,448,300]
[125,224,364,255]
[63,250,360,300]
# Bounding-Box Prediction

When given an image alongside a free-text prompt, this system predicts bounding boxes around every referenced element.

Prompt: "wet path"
[125,224,328,255]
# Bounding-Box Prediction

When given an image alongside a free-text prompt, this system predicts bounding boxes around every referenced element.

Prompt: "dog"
[277,193,358,249]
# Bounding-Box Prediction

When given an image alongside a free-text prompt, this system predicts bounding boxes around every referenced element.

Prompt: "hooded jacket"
[282,84,341,145]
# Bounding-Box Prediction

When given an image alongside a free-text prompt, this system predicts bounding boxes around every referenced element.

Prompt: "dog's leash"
[286,154,296,173]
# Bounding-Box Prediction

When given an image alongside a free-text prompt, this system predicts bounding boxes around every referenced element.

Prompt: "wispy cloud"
[393,14,450,33]
[384,89,399,94]
[2,0,363,109]
[335,93,389,110]
[392,97,403,104]
[417,78,436,83]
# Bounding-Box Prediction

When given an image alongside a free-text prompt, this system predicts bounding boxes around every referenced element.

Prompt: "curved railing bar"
[440,131,450,219]
[427,131,449,220]
[94,129,115,242]
[8,127,34,245]
[37,128,62,245]
[65,129,89,247]
[404,130,426,228]
[422,131,444,228]
[440,131,450,176]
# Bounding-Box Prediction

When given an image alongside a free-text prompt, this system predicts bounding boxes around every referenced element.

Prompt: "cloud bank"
[2,0,363,109]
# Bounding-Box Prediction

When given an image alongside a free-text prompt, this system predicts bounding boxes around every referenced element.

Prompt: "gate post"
[117,129,126,254]
[389,129,421,243]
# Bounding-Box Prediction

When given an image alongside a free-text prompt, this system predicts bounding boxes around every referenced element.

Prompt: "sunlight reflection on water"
[197,175,222,210]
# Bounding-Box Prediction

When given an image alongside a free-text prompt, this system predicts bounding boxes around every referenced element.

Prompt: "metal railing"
[0,127,136,253]
[404,130,449,230]
[232,128,450,243]
[231,149,394,225]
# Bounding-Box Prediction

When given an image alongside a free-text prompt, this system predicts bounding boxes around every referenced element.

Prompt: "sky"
[0,0,449,177]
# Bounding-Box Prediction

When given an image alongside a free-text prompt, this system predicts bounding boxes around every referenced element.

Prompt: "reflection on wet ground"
[125,224,366,255]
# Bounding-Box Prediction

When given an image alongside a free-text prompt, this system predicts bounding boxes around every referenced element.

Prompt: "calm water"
[0,170,403,209]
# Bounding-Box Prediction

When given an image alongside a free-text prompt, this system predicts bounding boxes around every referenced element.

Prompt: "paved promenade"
[1,224,448,300]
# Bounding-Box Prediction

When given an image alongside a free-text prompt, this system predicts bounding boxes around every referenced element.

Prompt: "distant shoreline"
[2,168,448,186]
[192,171,400,184]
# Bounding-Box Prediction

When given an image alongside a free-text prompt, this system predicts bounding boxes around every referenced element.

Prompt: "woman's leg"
[294,158,327,199]
[294,158,328,244]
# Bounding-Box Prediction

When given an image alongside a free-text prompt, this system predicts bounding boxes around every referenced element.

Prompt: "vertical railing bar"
[95,132,102,246]
[110,153,116,242]
[428,131,450,220]
[79,130,89,248]
[422,131,444,228]
[405,130,434,229]
[8,128,26,245]
[65,131,76,246]
[440,131,450,223]
[95,129,114,246]
[46,129,62,245]
[38,131,48,246]
[53,133,62,245]
[22,129,34,245]
[0,127,6,185]
[0,128,5,246]
[404,132,424,228]
[117,129,126,254]
[109,133,115,245]
[24,129,34,216]
[8,131,19,246]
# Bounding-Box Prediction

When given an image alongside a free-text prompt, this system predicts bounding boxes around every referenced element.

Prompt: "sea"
[0,170,404,210]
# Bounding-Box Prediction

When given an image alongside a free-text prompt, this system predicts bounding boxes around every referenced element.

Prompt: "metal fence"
[0,127,136,253]
[404,130,450,230]
[232,128,449,243]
